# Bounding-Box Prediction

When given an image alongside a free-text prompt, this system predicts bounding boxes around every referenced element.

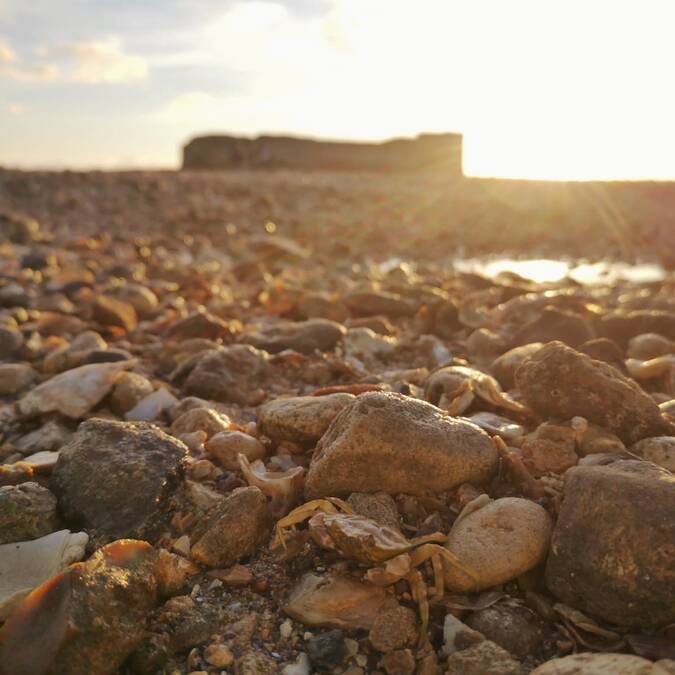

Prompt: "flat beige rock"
[18,360,135,419]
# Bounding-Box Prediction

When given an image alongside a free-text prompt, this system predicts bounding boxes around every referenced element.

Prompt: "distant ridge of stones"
[181,132,463,173]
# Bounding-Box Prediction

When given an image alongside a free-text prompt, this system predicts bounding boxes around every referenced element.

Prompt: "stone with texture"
[445,640,526,675]
[305,392,498,498]
[206,430,267,470]
[51,418,186,546]
[530,653,665,675]
[0,482,60,544]
[190,486,271,567]
[631,436,675,472]
[258,393,355,443]
[369,605,418,652]
[545,460,675,627]
[92,294,138,331]
[516,341,674,444]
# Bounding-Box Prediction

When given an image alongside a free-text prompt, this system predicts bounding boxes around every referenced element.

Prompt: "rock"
[0,539,158,675]
[204,643,235,668]
[511,308,594,348]
[0,482,60,544]
[530,653,663,674]
[206,430,267,470]
[628,333,675,360]
[51,418,186,545]
[190,486,271,567]
[21,450,60,472]
[0,211,40,243]
[0,363,38,396]
[344,291,416,317]
[445,640,526,675]
[305,392,498,498]
[444,497,552,593]
[125,387,179,421]
[379,649,415,675]
[258,393,355,443]
[298,293,349,323]
[0,324,23,358]
[491,343,544,390]
[170,407,231,438]
[43,330,108,373]
[282,652,312,675]
[113,283,158,315]
[235,651,279,675]
[243,318,346,354]
[0,529,88,620]
[579,337,626,371]
[18,360,135,419]
[516,341,674,444]
[166,311,235,341]
[207,563,253,587]
[156,549,199,597]
[80,347,134,365]
[306,630,348,671]
[92,294,138,331]
[442,614,484,656]
[597,310,675,346]
[545,460,675,627]
[521,423,578,476]
[465,605,546,660]
[369,605,418,652]
[284,573,394,630]
[344,327,398,359]
[108,371,155,415]
[14,419,72,454]
[631,436,675,472]
[347,492,401,532]
[181,345,268,405]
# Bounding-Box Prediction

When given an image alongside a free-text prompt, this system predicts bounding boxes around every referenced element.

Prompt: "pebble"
[190,486,271,567]
[631,435,675,472]
[306,629,348,671]
[0,363,38,396]
[204,643,234,668]
[125,387,179,421]
[368,605,418,652]
[530,653,672,674]
[0,481,60,544]
[379,649,416,675]
[258,393,355,443]
[445,640,526,675]
[18,360,135,419]
[170,407,231,438]
[305,391,498,497]
[108,371,155,415]
[206,430,267,469]
[92,294,138,331]
[444,497,552,592]
[243,318,346,355]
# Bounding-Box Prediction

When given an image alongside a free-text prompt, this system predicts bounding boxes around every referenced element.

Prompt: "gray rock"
[306,630,348,671]
[530,653,663,675]
[14,419,73,454]
[516,341,674,444]
[258,393,355,443]
[51,418,186,546]
[545,460,675,627]
[0,482,60,544]
[631,436,675,472]
[181,345,268,405]
[0,324,23,359]
[190,486,271,567]
[242,318,346,354]
[305,392,497,498]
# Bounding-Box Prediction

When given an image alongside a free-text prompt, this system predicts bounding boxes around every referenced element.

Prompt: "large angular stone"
[545,461,675,627]
[516,341,674,444]
[531,653,666,675]
[305,392,497,498]
[51,419,186,545]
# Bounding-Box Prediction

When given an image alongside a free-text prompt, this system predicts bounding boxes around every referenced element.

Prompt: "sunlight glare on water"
[453,258,665,285]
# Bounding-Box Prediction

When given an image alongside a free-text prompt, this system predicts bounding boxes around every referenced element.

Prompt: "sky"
[2,0,675,179]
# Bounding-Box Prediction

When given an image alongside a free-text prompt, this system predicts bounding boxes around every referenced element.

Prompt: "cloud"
[7,102,23,114]
[0,39,16,64]
[0,36,146,83]
[40,38,148,83]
